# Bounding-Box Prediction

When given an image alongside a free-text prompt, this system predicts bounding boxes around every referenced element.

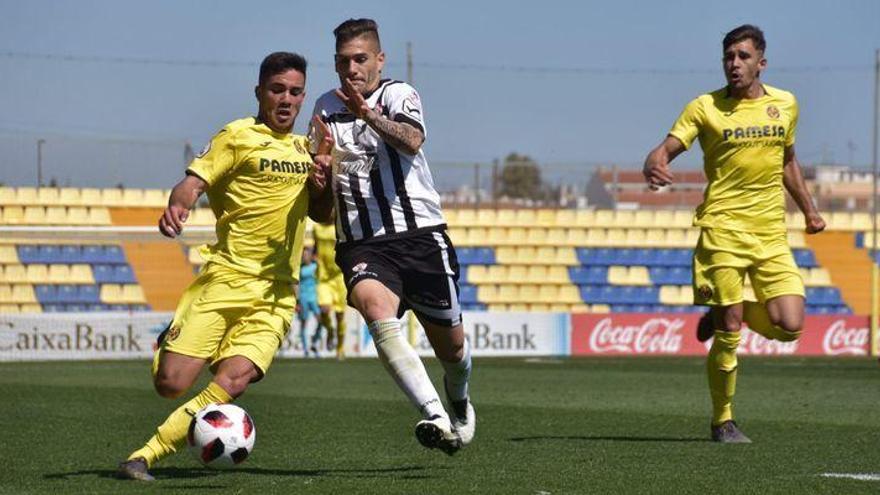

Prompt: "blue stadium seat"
[855,232,865,248]
[16,245,41,264]
[60,245,83,263]
[579,285,600,304]
[600,285,625,304]
[806,287,842,305]
[82,245,105,264]
[92,264,115,283]
[56,284,79,303]
[104,245,127,264]
[806,305,830,315]
[88,303,111,312]
[42,304,64,313]
[461,303,487,311]
[459,284,479,304]
[792,249,818,268]
[577,248,618,266]
[634,286,660,304]
[569,266,608,285]
[654,248,689,267]
[615,248,639,266]
[38,245,64,263]
[78,285,101,303]
[457,247,495,265]
[113,265,137,284]
[34,285,57,303]
[459,266,468,283]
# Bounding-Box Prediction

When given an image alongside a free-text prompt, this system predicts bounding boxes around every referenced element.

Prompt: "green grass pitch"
[1,356,879,494]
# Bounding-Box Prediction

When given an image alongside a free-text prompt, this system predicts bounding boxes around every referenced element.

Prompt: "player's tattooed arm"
[335,78,424,155]
[783,146,825,234]
[159,173,207,238]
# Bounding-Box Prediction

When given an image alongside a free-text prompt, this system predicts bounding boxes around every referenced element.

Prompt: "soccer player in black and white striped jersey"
[309,18,474,455]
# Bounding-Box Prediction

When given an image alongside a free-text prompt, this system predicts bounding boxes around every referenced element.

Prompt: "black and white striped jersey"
[309,79,445,244]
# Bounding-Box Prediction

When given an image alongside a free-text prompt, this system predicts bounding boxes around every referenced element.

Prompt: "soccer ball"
[187,403,256,467]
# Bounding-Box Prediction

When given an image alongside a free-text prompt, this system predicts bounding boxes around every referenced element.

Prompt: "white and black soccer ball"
[187,403,256,467]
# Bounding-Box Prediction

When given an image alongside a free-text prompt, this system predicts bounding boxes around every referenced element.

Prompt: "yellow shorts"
[692,228,804,306]
[154,262,294,378]
[317,273,347,313]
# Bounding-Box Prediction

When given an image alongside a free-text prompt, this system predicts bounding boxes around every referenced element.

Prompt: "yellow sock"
[128,381,232,467]
[707,330,741,426]
[336,315,346,356]
[742,301,801,342]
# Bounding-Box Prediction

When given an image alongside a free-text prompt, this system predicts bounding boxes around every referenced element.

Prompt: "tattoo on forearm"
[365,112,424,154]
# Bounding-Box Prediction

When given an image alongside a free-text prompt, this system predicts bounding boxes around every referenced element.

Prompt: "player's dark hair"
[258,52,307,86]
[333,18,381,51]
[723,24,766,52]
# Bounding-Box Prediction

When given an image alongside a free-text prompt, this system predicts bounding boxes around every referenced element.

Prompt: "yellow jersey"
[669,84,797,233]
[312,222,341,281]
[188,117,313,282]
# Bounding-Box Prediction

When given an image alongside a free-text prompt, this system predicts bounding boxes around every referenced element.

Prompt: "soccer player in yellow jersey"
[117,52,333,481]
[313,221,348,359]
[643,25,825,443]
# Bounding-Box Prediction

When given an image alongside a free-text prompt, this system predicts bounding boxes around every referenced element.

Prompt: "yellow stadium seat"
[0,284,11,302]
[518,284,542,303]
[613,210,635,226]
[594,210,615,227]
[829,211,853,231]
[608,266,629,285]
[606,228,626,246]
[672,210,693,227]
[558,285,583,304]
[25,264,49,284]
[101,188,124,207]
[475,209,497,227]
[11,284,36,304]
[529,303,551,312]
[504,227,528,246]
[515,246,538,264]
[535,209,557,227]
[665,229,687,247]
[533,247,558,265]
[786,212,802,230]
[0,303,19,313]
[633,210,655,228]
[788,231,806,248]
[100,284,123,304]
[515,209,537,226]
[2,264,27,283]
[188,208,216,226]
[47,264,71,284]
[2,206,25,224]
[67,207,89,225]
[501,265,524,283]
[446,228,467,245]
[525,227,549,246]
[544,228,567,247]
[443,209,459,226]
[15,187,39,205]
[524,265,548,284]
[455,209,477,227]
[496,209,517,226]
[549,303,570,312]
[0,246,19,264]
[659,285,681,305]
[570,303,591,313]
[554,209,577,227]
[69,264,94,284]
[37,188,60,205]
[0,187,14,205]
[487,265,512,284]
[545,266,571,284]
[122,285,146,304]
[494,246,517,264]
[851,213,871,231]
[565,228,588,247]
[23,206,47,225]
[19,303,42,313]
[485,227,507,246]
[58,187,81,206]
[466,265,488,284]
[678,286,694,304]
[624,229,647,247]
[80,188,102,206]
[554,247,578,265]
[536,286,561,304]
[627,266,651,285]
[584,228,607,247]
[574,209,596,227]
[590,304,611,313]
[496,285,519,304]
[653,210,673,227]
[143,189,167,208]
[646,228,666,246]
[87,207,112,225]
[45,206,68,224]
[462,227,486,247]
[810,268,832,286]
[475,285,497,304]
[685,228,700,246]
[507,303,529,312]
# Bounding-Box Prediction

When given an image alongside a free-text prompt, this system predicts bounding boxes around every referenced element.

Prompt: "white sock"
[440,338,471,402]
[370,318,446,420]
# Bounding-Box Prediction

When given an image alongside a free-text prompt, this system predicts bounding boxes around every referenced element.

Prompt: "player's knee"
[437,340,464,363]
[213,373,252,399]
[769,313,803,339]
[153,374,189,399]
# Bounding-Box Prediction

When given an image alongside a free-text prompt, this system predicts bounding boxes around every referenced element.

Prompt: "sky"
[0,0,878,188]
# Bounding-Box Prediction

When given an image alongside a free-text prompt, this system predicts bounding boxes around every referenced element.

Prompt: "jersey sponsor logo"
[721,125,786,141]
[766,105,780,119]
[352,262,368,272]
[258,158,311,174]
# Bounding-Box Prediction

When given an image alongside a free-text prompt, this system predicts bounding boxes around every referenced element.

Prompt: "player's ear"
[254,85,260,102]
[376,51,386,72]
[758,54,767,72]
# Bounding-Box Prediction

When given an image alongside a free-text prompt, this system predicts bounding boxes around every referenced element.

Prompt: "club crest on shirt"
[196,141,211,158]
[165,325,181,342]
[352,262,368,273]
[766,105,780,119]
[293,140,307,154]
[697,285,714,301]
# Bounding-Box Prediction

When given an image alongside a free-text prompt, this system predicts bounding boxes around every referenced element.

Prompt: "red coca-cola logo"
[589,317,685,354]
[822,320,869,356]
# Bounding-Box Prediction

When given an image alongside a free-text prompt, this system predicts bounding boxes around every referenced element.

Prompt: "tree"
[498,153,544,200]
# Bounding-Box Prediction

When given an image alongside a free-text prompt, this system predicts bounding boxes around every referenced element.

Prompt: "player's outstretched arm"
[159,174,207,238]
[335,78,424,155]
[308,115,335,224]
[643,136,685,191]
[783,146,826,234]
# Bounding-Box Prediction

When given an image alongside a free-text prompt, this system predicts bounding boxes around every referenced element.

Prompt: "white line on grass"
[820,473,880,481]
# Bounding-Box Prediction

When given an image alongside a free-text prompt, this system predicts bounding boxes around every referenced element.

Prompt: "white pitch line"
[820,473,880,481]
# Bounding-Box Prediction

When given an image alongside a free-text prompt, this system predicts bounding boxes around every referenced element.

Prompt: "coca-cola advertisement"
[571,313,871,357]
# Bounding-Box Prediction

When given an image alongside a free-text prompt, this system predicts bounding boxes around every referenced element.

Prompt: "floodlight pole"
[872,49,879,357]
[36,138,45,188]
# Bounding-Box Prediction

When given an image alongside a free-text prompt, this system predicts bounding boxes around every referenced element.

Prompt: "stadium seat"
[0,284,12,303]
[672,210,692,227]
[23,206,47,225]
[66,207,90,225]
[584,228,607,246]
[477,285,499,304]
[608,266,630,285]
[653,210,673,227]
[829,211,853,231]
[564,228,588,246]
[569,266,608,285]
[475,209,497,227]
[58,188,81,206]
[0,246,17,264]
[554,209,577,227]
[447,228,467,245]
[0,187,14,205]
[101,188,124,207]
[87,207,112,225]
[11,284,36,304]
[122,188,146,206]
[633,210,655,228]
[793,249,818,268]
[624,229,647,247]
[121,285,146,303]
[851,212,871,231]
[37,245,64,264]
[594,210,615,228]
[606,228,626,246]
[59,245,82,264]
[79,188,102,206]
[15,187,39,206]
[47,264,72,283]
[1,206,25,224]
[45,206,68,224]
[188,208,216,226]
[69,264,94,284]
[496,209,518,227]
[25,264,49,283]
[557,285,583,304]
[665,229,686,247]
[459,284,479,304]
[515,209,537,226]
[37,188,60,205]
[535,209,557,227]
[2,264,27,283]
